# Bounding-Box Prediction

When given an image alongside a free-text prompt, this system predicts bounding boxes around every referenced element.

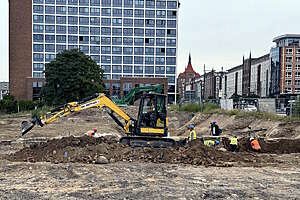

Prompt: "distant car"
[243,105,257,112]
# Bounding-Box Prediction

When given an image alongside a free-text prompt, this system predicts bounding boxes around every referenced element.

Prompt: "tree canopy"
[41,49,104,105]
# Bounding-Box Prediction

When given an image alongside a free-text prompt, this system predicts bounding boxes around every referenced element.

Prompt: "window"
[134,38,144,46]
[296,49,300,55]
[286,72,292,78]
[167,10,177,18]
[123,56,133,64]
[79,17,89,25]
[33,72,44,78]
[156,10,166,18]
[167,29,176,37]
[45,54,56,62]
[156,29,165,37]
[134,28,144,36]
[145,10,155,18]
[112,75,121,81]
[33,44,44,52]
[102,18,111,26]
[45,35,55,43]
[167,76,175,84]
[166,66,176,74]
[56,16,66,24]
[90,36,100,44]
[167,20,176,28]
[112,37,122,45]
[145,57,154,64]
[101,55,111,63]
[295,80,300,85]
[33,24,44,33]
[68,26,78,34]
[134,9,144,17]
[134,19,144,27]
[56,44,66,52]
[134,47,144,55]
[145,19,155,27]
[45,44,55,52]
[91,0,100,6]
[90,27,100,35]
[286,64,292,71]
[90,46,100,54]
[297,57,300,63]
[166,57,176,65]
[56,25,66,33]
[166,48,176,56]
[79,7,89,15]
[112,18,122,26]
[45,0,55,3]
[156,38,165,46]
[79,26,89,34]
[68,16,78,24]
[33,53,44,61]
[286,56,292,63]
[90,8,100,16]
[123,47,133,55]
[102,8,111,16]
[155,66,165,74]
[68,36,78,44]
[156,57,165,65]
[33,34,44,42]
[102,65,111,73]
[124,0,133,7]
[123,18,133,26]
[145,29,155,36]
[45,6,55,14]
[56,0,66,5]
[145,47,154,55]
[101,37,111,44]
[134,0,144,8]
[79,0,89,5]
[123,28,133,36]
[113,8,122,16]
[33,0,44,3]
[33,15,44,23]
[134,66,143,73]
[33,5,43,14]
[286,48,293,55]
[90,17,100,25]
[167,39,176,46]
[103,74,111,80]
[167,1,177,9]
[156,20,166,28]
[68,0,78,5]
[102,0,111,6]
[80,36,89,44]
[156,1,166,8]
[56,6,66,14]
[68,7,78,15]
[113,0,122,7]
[123,37,133,45]
[112,65,122,73]
[146,0,154,8]
[33,63,44,71]
[123,65,132,73]
[124,9,133,17]
[145,38,154,46]
[112,46,122,54]
[156,48,165,55]
[285,80,292,85]
[145,66,154,74]
[68,45,78,49]
[296,64,300,70]
[134,56,143,64]
[101,46,111,54]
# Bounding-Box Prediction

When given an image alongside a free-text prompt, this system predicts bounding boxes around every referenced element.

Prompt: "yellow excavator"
[21,93,183,147]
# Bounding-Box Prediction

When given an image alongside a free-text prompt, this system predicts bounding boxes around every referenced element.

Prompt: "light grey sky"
[1,0,300,81]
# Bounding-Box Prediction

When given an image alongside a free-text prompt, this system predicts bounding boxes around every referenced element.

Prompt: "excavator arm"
[21,93,135,136]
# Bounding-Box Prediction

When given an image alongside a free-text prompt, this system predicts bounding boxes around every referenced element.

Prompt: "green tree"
[41,49,104,105]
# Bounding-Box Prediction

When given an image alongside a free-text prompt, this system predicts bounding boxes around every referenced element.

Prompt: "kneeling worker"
[229,136,238,152]
[188,124,197,142]
[250,137,261,152]
[85,128,97,138]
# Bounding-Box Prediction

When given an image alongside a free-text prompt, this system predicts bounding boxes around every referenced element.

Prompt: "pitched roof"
[178,53,200,78]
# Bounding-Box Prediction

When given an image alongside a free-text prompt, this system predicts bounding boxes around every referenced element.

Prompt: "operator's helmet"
[93,128,97,132]
[189,124,195,129]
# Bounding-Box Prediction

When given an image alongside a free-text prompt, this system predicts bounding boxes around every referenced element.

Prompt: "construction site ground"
[0,107,300,199]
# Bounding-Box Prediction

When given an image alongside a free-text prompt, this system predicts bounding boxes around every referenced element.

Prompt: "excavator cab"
[136,93,168,137]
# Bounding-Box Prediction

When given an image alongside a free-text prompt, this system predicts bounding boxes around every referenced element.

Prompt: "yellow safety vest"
[189,130,196,141]
[204,140,215,147]
[230,137,238,145]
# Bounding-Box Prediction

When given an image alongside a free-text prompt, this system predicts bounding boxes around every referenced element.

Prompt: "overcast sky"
[1,0,300,81]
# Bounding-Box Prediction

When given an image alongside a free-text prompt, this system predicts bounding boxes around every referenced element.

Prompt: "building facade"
[0,82,9,100]
[177,54,200,102]
[222,64,243,99]
[270,34,300,96]
[9,0,179,103]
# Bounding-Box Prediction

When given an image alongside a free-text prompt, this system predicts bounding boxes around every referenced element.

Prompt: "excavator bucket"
[21,121,35,136]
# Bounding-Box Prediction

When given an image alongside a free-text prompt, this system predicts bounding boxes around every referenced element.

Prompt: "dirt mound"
[7,136,273,167]
[223,137,300,154]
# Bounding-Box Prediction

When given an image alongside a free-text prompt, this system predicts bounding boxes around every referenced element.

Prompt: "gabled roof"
[178,54,200,78]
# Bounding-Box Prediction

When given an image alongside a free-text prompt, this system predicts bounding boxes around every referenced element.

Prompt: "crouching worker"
[250,137,261,152]
[229,136,238,152]
[188,124,197,142]
[85,128,97,138]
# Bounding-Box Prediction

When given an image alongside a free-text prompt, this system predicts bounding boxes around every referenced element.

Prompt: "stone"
[95,156,109,164]
[218,147,227,152]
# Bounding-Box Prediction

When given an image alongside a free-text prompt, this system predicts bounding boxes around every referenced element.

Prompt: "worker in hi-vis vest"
[188,124,197,142]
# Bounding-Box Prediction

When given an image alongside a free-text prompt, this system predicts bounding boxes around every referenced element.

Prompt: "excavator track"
[120,136,184,148]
